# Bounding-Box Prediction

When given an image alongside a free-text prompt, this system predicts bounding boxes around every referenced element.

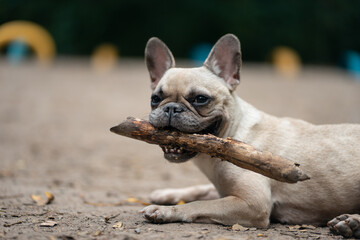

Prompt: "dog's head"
[145,34,242,162]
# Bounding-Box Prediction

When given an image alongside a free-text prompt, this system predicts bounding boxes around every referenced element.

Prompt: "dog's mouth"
[160,145,198,163]
[159,119,222,163]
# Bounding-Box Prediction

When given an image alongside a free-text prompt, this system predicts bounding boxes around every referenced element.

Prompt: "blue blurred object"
[344,50,360,82]
[189,43,212,66]
[6,38,28,65]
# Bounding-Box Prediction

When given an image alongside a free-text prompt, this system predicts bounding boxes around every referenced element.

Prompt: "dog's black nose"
[164,103,184,117]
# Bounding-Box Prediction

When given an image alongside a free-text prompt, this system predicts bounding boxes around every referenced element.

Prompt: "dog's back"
[239,104,360,225]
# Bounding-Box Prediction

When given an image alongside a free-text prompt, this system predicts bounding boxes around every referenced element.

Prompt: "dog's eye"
[193,95,210,105]
[151,95,162,106]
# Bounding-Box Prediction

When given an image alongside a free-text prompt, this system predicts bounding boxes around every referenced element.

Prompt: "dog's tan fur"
[141,34,360,236]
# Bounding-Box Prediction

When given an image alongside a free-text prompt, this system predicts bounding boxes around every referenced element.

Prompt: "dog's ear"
[145,37,175,90]
[204,34,242,91]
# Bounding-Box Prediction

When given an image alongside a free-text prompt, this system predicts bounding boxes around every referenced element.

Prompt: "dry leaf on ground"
[288,225,302,231]
[232,223,248,231]
[112,221,123,229]
[301,224,316,230]
[40,221,57,227]
[31,192,54,206]
[126,197,150,206]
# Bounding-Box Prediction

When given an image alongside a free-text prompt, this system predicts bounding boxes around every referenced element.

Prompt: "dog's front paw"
[140,205,181,223]
[328,214,360,238]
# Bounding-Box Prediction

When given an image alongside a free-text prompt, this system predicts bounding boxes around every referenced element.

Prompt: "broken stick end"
[286,166,311,183]
[298,173,311,181]
[110,126,117,133]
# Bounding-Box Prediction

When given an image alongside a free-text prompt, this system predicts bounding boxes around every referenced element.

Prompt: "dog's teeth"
[163,146,185,154]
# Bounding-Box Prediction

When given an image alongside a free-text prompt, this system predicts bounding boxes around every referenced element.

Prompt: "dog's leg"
[150,184,219,205]
[141,195,270,227]
[328,214,360,238]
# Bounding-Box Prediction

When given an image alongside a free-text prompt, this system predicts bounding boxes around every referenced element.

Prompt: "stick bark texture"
[110,117,310,183]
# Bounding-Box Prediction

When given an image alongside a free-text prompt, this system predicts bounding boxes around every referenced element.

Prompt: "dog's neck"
[221,95,263,141]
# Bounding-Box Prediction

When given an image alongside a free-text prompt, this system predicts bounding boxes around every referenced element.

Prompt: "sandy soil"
[1,59,359,240]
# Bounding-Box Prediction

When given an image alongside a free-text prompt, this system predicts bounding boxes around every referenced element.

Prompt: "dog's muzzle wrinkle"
[149,102,200,132]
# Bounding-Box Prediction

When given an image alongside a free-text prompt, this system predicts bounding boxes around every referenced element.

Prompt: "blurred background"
[1,0,360,68]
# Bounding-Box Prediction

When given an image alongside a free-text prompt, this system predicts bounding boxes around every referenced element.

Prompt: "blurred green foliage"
[1,0,359,64]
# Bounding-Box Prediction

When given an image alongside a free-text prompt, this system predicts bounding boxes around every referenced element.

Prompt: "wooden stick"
[110,117,310,183]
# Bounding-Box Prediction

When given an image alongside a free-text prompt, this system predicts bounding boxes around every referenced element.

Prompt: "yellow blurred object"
[0,21,56,64]
[176,200,186,205]
[91,43,118,73]
[30,191,55,206]
[126,197,150,206]
[272,46,301,79]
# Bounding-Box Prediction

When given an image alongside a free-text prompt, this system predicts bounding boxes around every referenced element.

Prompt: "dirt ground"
[1,59,359,240]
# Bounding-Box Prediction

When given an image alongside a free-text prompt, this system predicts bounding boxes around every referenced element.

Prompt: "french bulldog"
[140,34,360,238]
